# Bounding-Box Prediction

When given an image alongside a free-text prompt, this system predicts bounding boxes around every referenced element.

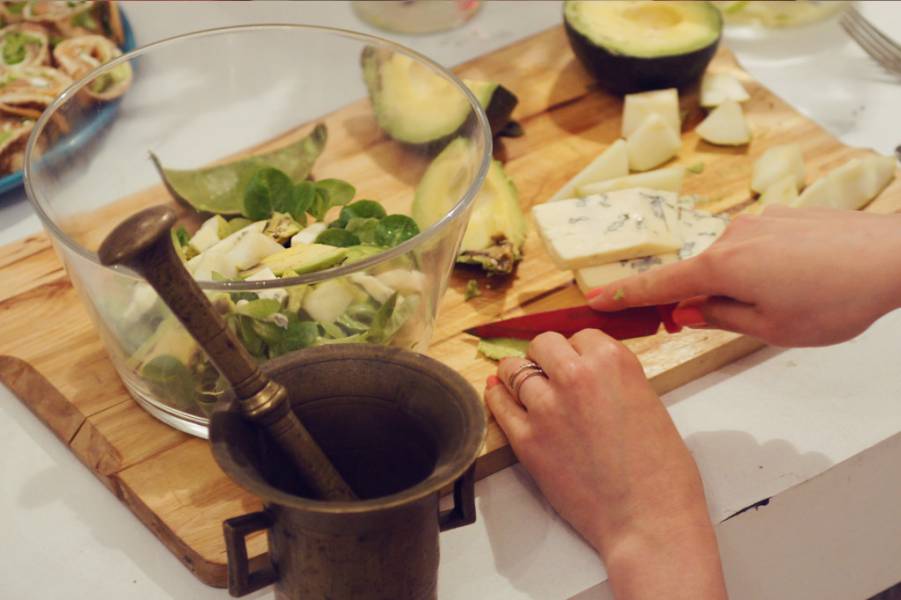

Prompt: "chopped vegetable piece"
[477,338,530,361]
[687,162,704,174]
[464,279,481,301]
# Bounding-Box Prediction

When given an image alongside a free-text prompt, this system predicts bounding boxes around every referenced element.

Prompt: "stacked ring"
[508,360,548,397]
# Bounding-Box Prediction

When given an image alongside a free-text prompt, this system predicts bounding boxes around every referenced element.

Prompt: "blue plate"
[0,9,136,195]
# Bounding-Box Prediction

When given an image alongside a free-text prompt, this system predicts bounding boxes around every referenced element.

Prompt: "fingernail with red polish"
[486,375,501,390]
[585,287,604,301]
[672,305,707,328]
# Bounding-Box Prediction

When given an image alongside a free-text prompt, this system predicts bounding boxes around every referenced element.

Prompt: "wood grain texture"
[1,26,900,587]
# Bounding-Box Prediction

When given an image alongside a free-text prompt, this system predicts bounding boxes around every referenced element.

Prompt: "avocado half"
[564,0,722,95]
[361,46,518,149]
[412,138,526,274]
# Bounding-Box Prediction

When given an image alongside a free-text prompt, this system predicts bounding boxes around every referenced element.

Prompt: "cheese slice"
[533,189,682,270]
[677,207,729,259]
[550,139,629,202]
[574,204,728,294]
[576,253,678,293]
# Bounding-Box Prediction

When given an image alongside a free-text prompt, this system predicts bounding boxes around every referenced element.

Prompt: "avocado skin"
[483,84,519,137]
[563,19,721,95]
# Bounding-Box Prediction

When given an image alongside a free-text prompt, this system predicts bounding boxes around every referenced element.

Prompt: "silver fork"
[840,6,901,76]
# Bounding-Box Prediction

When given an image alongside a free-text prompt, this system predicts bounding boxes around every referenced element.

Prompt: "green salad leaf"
[316,179,356,207]
[477,338,529,361]
[141,355,196,411]
[244,167,293,220]
[151,123,327,216]
[315,228,361,247]
[375,214,420,247]
[334,199,386,228]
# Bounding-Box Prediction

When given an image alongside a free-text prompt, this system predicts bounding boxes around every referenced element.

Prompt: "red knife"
[465,303,682,341]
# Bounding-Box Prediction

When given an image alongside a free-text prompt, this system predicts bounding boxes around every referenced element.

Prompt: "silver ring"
[508,360,543,390]
[513,369,547,397]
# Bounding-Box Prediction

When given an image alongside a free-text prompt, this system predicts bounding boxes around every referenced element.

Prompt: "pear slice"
[550,139,628,201]
[700,72,750,108]
[621,88,680,138]
[696,100,751,146]
[626,114,682,172]
[759,174,799,206]
[751,144,805,193]
[577,166,685,196]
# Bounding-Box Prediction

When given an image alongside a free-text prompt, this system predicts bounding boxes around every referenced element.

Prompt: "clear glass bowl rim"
[24,23,493,292]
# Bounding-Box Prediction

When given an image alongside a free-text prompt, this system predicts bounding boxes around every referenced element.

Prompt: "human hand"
[485,330,726,599]
[588,206,901,347]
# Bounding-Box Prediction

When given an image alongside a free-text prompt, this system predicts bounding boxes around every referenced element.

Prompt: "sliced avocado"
[261,243,347,276]
[477,338,529,361]
[563,1,722,94]
[361,46,518,147]
[413,138,526,274]
[151,123,327,217]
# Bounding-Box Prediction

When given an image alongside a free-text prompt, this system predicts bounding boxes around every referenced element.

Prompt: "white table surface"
[2,2,901,599]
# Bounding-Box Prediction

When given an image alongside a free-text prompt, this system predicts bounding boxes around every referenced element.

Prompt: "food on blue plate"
[0,116,32,171]
[53,34,130,100]
[0,0,128,177]
[412,137,526,274]
[361,45,518,147]
[0,23,48,67]
[563,0,722,94]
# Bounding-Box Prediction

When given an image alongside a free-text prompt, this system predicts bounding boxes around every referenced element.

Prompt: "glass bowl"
[24,24,491,438]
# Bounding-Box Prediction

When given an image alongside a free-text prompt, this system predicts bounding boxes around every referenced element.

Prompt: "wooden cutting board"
[2,26,900,588]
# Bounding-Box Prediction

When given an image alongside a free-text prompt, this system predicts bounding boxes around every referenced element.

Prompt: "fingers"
[484,377,529,439]
[674,296,766,337]
[526,331,581,378]
[587,255,717,311]
[568,328,616,356]
[497,356,552,409]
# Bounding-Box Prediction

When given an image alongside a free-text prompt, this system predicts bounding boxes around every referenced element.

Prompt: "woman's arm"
[485,330,727,600]
[588,206,901,347]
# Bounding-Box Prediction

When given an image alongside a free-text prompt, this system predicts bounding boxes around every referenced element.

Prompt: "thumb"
[673,296,766,337]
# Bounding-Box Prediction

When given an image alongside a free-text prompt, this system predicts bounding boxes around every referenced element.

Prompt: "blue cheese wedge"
[677,207,728,259]
[575,253,678,293]
[574,203,728,293]
[533,189,682,270]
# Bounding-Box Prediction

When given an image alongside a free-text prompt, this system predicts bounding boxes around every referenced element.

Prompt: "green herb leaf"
[375,214,420,248]
[174,226,190,247]
[367,292,398,343]
[244,167,293,220]
[315,228,360,247]
[345,217,380,245]
[141,355,196,411]
[687,161,705,174]
[315,178,355,207]
[272,319,319,356]
[334,199,386,228]
[236,315,266,358]
[290,181,316,222]
[234,298,282,320]
[307,187,330,221]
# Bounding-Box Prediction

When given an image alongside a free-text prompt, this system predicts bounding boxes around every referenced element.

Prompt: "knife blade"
[465,303,681,341]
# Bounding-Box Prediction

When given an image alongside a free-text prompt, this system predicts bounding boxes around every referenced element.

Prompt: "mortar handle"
[98,205,356,501]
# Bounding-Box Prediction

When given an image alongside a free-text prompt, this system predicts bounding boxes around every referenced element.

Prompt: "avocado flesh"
[564,0,721,94]
[362,46,518,146]
[413,138,526,274]
[261,243,347,276]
